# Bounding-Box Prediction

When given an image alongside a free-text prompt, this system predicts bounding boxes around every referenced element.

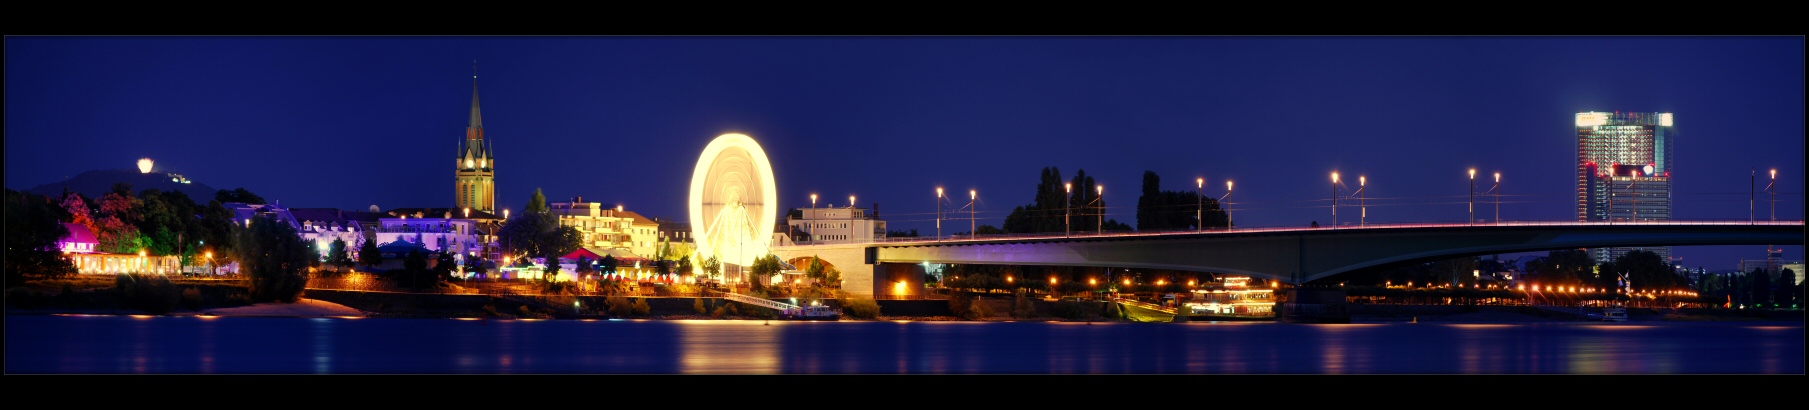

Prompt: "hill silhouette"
[24,168,222,201]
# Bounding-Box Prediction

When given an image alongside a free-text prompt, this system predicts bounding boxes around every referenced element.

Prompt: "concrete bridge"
[771,221,1804,299]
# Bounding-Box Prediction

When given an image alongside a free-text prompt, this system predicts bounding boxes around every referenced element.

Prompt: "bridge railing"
[794,220,1805,246]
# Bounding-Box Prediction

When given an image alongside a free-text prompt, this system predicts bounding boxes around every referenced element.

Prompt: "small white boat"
[1599,307,1628,322]
[779,304,841,321]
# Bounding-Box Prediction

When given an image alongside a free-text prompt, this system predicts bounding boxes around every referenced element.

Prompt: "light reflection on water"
[6,315,1800,374]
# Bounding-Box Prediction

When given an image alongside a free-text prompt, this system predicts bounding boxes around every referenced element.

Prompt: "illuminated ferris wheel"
[689,133,778,269]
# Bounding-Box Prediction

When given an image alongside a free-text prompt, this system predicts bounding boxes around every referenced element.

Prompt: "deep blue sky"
[7,36,1803,270]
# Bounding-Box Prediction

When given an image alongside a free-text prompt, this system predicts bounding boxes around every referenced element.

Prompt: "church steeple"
[456,65,496,213]
[468,77,484,130]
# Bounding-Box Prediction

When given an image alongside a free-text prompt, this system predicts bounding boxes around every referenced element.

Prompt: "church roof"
[469,77,483,130]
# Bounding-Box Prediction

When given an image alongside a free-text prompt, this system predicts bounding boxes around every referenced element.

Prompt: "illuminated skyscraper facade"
[1576,111,1674,263]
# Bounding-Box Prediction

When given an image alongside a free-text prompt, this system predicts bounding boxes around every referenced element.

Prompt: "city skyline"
[6,36,1803,268]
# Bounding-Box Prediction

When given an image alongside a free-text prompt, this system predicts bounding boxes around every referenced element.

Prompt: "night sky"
[6,36,1803,270]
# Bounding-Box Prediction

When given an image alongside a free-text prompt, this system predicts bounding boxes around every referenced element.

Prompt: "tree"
[1776,268,1798,309]
[600,254,619,277]
[749,254,783,290]
[525,188,548,214]
[401,250,431,288]
[575,255,594,275]
[702,255,721,282]
[61,192,97,238]
[235,215,311,303]
[198,200,239,269]
[433,251,457,285]
[1136,170,1227,231]
[1614,250,1677,293]
[326,237,352,273]
[1749,268,1772,309]
[215,187,266,204]
[95,186,145,254]
[358,236,384,269]
[674,255,695,279]
[887,229,920,238]
[1002,166,1079,234]
[497,188,581,281]
[806,256,826,285]
[5,189,77,286]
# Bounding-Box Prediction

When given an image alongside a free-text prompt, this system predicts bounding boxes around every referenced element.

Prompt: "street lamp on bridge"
[968,190,977,237]
[1468,168,1477,226]
[1492,172,1501,224]
[935,188,944,240]
[1767,169,1778,222]
[1222,180,1233,229]
[1358,176,1367,227]
[1065,182,1072,237]
[1197,177,1204,233]
[1331,172,1340,228]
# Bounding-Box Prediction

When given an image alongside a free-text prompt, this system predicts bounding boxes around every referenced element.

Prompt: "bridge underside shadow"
[868,224,1804,285]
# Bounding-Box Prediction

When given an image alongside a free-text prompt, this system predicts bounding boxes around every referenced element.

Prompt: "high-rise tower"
[456,76,495,213]
[1576,111,1674,263]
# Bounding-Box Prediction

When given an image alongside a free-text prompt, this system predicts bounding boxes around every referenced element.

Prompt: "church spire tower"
[456,66,496,213]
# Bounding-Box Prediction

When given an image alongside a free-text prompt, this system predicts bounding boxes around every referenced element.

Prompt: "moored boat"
[779,304,842,321]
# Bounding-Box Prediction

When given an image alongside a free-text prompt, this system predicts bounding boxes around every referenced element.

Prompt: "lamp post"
[1064,182,1072,237]
[968,190,976,237]
[811,193,817,209]
[1750,168,1756,224]
[1468,168,1476,226]
[1358,176,1367,227]
[1492,172,1501,225]
[1197,177,1204,233]
[935,187,944,240]
[1330,172,1339,227]
[1767,169,1777,222]
[1223,180,1233,229]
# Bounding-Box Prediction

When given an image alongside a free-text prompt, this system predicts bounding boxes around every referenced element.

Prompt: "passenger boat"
[1182,277,1278,321]
[779,304,842,321]
[1598,307,1628,322]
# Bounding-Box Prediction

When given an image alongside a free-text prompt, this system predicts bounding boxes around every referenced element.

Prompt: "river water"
[6,314,1801,374]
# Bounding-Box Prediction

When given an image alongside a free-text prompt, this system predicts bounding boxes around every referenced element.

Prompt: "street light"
[1222,180,1233,229]
[1767,169,1777,222]
[1331,172,1339,228]
[1492,172,1501,224]
[811,193,817,209]
[1197,177,1204,233]
[935,187,944,240]
[1358,176,1367,227]
[1468,168,1476,226]
[968,190,976,237]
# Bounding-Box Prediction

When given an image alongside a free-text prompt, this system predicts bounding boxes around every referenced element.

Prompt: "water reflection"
[5,315,1801,374]
[679,320,780,374]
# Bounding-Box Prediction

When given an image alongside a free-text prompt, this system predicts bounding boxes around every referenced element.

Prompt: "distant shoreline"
[9,301,1800,324]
